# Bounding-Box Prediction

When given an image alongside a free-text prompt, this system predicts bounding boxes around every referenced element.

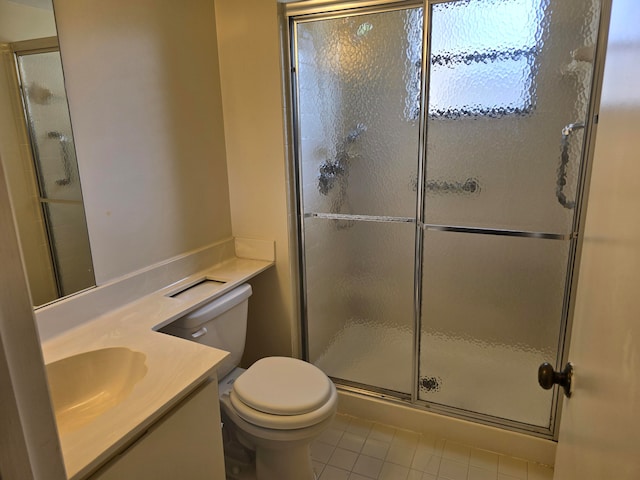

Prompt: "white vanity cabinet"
[87,380,224,480]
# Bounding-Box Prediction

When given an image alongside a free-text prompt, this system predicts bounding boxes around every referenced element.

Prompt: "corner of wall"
[215,0,297,364]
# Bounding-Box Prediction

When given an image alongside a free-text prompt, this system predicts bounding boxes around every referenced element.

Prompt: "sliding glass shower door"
[292,0,604,435]
[296,7,423,394]
[418,0,601,431]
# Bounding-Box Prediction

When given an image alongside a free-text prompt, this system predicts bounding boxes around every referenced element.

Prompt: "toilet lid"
[228,382,337,430]
[232,357,332,415]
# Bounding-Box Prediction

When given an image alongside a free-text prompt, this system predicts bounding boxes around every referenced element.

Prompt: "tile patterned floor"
[311,414,554,480]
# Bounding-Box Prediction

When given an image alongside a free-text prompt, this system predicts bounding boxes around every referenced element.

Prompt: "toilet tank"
[159,284,252,379]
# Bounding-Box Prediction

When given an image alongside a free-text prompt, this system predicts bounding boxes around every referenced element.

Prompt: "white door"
[553,0,640,478]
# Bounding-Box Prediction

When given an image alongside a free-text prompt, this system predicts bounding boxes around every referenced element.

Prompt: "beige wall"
[53,0,233,285]
[0,0,56,43]
[215,0,297,362]
[56,0,298,360]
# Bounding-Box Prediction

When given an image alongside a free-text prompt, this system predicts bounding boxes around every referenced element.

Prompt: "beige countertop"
[41,257,273,480]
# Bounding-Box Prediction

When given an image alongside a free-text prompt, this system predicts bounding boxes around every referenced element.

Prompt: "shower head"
[317,122,367,196]
[26,83,54,105]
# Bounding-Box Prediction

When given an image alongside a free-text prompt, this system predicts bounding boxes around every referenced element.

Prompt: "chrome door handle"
[538,362,573,398]
[556,122,585,209]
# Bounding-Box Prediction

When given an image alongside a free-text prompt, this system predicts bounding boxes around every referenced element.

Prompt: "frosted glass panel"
[424,0,601,233]
[305,218,415,394]
[18,51,83,202]
[419,230,569,427]
[44,202,94,297]
[297,8,422,218]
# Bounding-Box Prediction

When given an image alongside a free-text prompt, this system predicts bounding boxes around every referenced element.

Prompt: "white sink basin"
[46,347,147,433]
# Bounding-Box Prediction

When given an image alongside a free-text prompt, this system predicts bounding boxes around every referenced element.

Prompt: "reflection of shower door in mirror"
[293,0,604,436]
[15,46,94,303]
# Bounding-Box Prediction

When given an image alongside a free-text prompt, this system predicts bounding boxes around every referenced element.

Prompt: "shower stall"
[289,0,607,437]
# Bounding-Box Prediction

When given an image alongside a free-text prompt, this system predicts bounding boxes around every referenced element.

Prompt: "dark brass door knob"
[538,362,573,398]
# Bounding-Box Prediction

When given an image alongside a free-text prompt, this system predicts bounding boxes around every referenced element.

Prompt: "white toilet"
[160,284,337,480]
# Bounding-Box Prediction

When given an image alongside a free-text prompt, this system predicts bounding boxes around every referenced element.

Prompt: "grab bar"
[425,177,480,195]
[48,131,73,186]
[556,122,585,209]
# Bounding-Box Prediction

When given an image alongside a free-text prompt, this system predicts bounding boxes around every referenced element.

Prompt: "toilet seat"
[229,382,337,430]
[229,357,337,430]
[233,357,333,415]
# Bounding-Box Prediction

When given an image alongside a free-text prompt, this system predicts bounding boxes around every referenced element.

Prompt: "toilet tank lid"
[170,284,252,329]
[232,357,333,416]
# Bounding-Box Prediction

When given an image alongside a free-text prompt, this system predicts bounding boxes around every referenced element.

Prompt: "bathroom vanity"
[40,256,273,479]
[88,380,223,480]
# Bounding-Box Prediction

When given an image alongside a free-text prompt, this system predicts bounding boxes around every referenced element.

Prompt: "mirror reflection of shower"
[10,40,94,304]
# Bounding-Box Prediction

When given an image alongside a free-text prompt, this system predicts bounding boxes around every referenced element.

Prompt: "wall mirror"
[0,0,94,307]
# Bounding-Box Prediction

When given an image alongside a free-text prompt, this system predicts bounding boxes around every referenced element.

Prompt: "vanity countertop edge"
[41,256,274,480]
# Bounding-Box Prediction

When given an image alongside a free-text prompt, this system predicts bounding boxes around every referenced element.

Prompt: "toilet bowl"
[160,284,337,480]
[221,358,337,480]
